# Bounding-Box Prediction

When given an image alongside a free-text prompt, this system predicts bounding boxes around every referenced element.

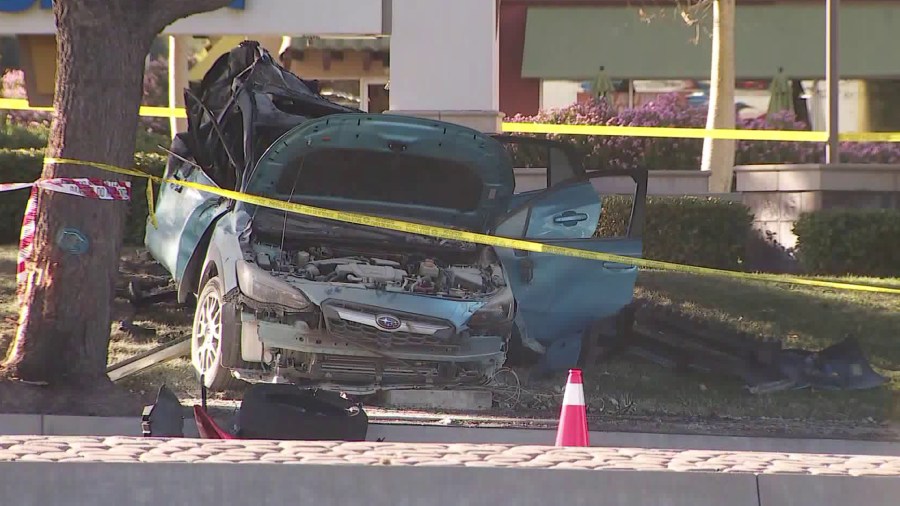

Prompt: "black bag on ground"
[141,384,185,438]
[235,384,368,441]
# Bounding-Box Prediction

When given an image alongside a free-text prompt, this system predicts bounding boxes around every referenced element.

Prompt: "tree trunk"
[3,3,155,383]
[0,0,234,415]
[701,0,736,193]
[3,0,230,388]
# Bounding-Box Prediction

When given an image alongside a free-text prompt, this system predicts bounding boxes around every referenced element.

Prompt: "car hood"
[244,114,516,233]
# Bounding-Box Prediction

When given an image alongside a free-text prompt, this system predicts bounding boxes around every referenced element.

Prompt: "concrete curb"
[5,414,900,456]
[0,461,758,506]
[1,437,900,506]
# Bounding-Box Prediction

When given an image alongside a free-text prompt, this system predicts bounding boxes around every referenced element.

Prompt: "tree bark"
[701,0,736,193]
[3,0,230,386]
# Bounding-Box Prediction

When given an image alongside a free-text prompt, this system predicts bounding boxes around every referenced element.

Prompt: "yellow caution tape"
[4,97,900,142]
[136,105,188,119]
[504,122,900,143]
[41,156,900,295]
[502,122,830,143]
[507,122,900,143]
[0,98,187,119]
[838,131,900,143]
[0,98,54,113]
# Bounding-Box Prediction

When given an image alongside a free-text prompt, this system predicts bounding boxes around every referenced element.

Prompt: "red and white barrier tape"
[17,187,39,300]
[1,178,131,303]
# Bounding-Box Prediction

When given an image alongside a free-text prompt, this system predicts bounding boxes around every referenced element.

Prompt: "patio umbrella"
[767,67,794,115]
[592,66,615,103]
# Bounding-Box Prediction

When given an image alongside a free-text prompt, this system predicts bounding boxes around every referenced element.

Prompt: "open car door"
[491,134,588,216]
[490,137,648,371]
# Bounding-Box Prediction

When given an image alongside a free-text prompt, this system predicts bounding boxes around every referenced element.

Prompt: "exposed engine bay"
[249,242,507,299]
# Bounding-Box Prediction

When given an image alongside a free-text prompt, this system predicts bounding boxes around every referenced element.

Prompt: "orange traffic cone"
[555,368,589,447]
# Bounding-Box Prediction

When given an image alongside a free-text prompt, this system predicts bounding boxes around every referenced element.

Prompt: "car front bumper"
[236,299,508,394]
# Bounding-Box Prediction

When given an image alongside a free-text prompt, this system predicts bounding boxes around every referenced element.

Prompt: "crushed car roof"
[183,40,361,190]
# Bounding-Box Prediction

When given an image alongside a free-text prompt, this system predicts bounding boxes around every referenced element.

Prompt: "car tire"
[191,276,245,392]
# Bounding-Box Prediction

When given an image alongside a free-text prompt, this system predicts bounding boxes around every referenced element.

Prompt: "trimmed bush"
[3,60,171,137]
[598,195,754,270]
[1,69,51,127]
[793,210,900,277]
[0,149,44,243]
[0,123,170,153]
[0,124,49,149]
[0,148,166,245]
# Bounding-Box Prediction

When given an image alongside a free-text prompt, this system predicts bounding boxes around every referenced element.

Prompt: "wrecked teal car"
[145,42,646,393]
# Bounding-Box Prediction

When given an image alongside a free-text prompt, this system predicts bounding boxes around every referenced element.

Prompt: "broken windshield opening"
[272,148,484,211]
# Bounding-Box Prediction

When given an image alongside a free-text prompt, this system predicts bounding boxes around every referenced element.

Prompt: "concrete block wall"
[736,163,900,248]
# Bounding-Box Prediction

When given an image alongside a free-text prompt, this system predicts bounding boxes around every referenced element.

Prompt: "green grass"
[636,271,900,371]
[0,244,198,403]
[3,243,900,423]
[623,270,900,421]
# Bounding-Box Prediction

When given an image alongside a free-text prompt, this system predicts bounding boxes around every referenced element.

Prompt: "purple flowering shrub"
[508,94,900,169]
[733,111,818,165]
[2,58,171,151]
[506,99,617,168]
[604,93,706,170]
[138,55,171,136]
[1,69,51,127]
[507,94,706,170]
[2,56,171,136]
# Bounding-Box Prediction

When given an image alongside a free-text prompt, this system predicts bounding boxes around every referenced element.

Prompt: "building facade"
[3,0,900,133]
[499,0,900,132]
[0,0,501,132]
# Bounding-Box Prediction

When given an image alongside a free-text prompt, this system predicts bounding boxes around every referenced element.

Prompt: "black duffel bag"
[235,384,368,441]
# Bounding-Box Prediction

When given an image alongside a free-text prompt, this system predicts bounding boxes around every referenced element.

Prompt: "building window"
[315,80,361,109]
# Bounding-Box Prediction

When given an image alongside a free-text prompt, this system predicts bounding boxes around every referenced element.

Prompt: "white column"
[168,35,191,138]
[388,0,501,132]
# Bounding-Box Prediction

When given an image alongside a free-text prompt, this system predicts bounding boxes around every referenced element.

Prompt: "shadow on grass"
[634,271,900,421]
[637,271,900,369]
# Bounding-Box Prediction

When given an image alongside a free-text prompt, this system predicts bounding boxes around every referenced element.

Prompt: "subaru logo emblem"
[375,314,402,331]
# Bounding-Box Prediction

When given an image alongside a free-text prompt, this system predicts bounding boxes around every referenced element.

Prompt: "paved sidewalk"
[1,435,899,476]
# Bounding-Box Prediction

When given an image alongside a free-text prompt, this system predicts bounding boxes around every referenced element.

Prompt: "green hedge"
[0,124,49,149]
[598,195,754,270]
[0,123,171,153]
[0,148,166,245]
[793,209,900,277]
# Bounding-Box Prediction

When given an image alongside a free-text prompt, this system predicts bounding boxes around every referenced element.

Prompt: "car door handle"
[601,261,636,271]
[553,211,589,227]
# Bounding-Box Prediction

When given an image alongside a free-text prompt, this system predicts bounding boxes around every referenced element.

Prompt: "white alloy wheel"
[191,276,241,391]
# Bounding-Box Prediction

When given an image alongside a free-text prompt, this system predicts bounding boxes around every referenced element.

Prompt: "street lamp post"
[825,0,840,163]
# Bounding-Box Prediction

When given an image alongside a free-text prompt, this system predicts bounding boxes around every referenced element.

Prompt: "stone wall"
[735,164,900,249]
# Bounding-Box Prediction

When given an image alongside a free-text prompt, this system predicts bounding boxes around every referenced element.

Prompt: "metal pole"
[825,0,840,163]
